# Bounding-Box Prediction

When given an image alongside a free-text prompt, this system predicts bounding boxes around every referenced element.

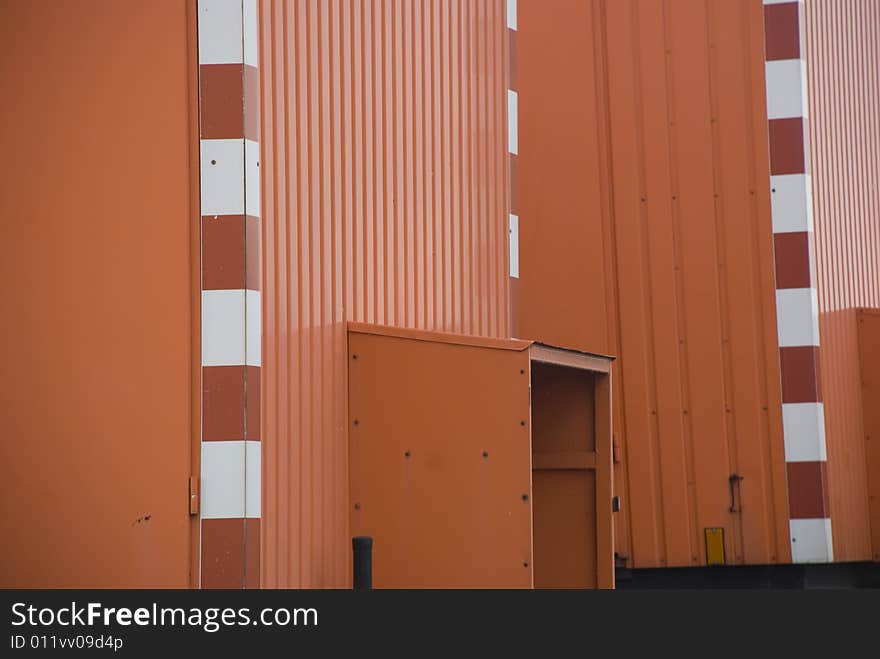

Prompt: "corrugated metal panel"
[516,0,791,568]
[805,0,880,561]
[258,0,509,587]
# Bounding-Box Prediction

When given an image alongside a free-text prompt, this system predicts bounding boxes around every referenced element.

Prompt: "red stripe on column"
[764,3,802,61]
[780,346,822,403]
[773,231,813,289]
[202,366,261,441]
[769,117,807,175]
[508,28,518,91]
[509,275,519,338]
[200,64,260,141]
[202,215,261,290]
[787,461,830,519]
[201,518,246,588]
[245,519,260,589]
[509,153,519,216]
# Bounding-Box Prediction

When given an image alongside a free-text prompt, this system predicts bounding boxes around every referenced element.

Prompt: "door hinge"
[189,476,200,516]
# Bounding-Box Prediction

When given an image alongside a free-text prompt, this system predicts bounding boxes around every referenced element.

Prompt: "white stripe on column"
[245,138,261,217]
[770,174,814,233]
[776,288,820,347]
[245,289,261,366]
[243,0,259,68]
[201,440,247,518]
[790,518,833,563]
[202,290,261,366]
[783,402,827,462]
[245,440,261,518]
[509,214,519,279]
[198,0,245,65]
[201,139,260,217]
[507,90,518,155]
[201,139,245,216]
[202,290,246,366]
[201,440,261,519]
[507,0,517,30]
[766,60,808,120]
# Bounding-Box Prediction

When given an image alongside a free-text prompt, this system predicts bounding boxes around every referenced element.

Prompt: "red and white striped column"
[764,0,831,563]
[197,0,261,588]
[507,0,519,337]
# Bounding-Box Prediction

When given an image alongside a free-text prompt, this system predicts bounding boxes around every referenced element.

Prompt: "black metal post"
[352,536,373,590]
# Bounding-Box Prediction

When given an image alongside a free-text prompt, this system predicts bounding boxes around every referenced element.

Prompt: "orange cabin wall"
[856,309,880,561]
[0,0,199,587]
[804,0,880,562]
[258,0,509,587]
[516,0,791,568]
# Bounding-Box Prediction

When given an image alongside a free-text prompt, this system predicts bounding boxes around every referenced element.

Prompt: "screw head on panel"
[482,451,489,459]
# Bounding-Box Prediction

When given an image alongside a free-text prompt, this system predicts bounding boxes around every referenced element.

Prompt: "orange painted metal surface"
[531,362,614,588]
[856,309,880,561]
[346,325,614,588]
[516,0,790,568]
[0,0,198,587]
[258,0,509,587]
[805,0,880,562]
[347,326,532,588]
[532,470,597,588]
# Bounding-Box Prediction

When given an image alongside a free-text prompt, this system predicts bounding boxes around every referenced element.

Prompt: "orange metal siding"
[259,0,509,587]
[857,309,880,561]
[805,0,880,562]
[348,326,533,588]
[517,0,791,568]
[0,0,198,587]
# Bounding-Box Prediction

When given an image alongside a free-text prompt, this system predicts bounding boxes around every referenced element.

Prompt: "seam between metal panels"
[744,0,786,565]
[660,0,702,566]
[704,0,741,565]
[630,0,668,566]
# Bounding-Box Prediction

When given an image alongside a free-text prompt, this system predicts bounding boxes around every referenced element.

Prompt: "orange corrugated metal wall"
[258,0,509,587]
[805,0,880,562]
[516,0,792,568]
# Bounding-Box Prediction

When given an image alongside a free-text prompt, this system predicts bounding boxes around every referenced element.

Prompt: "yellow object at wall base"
[705,528,726,566]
